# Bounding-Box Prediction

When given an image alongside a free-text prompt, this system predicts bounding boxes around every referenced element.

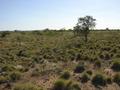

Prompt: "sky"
[0,0,120,30]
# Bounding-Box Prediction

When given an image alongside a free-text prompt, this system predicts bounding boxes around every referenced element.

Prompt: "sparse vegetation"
[113,73,120,85]
[111,61,120,71]
[13,83,42,90]
[60,71,71,80]
[0,30,120,90]
[74,63,85,73]
[92,73,106,86]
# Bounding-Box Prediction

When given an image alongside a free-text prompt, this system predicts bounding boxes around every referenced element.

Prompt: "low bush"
[92,73,106,86]
[31,69,40,77]
[0,76,8,84]
[111,61,120,71]
[53,79,66,90]
[106,77,112,84]
[113,73,120,85]
[86,70,92,76]
[81,73,90,83]
[94,60,101,68]
[71,83,81,90]
[60,71,70,80]
[2,65,14,72]
[13,83,42,90]
[74,63,85,73]
[53,79,81,90]
[9,72,21,82]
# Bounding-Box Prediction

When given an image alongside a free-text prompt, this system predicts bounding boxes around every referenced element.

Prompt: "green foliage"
[13,83,42,90]
[0,76,8,84]
[2,65,15,72]
[86,70,93,76]
[31,68,40,77]
[94,60,101,68]
[92,73,106,86]
[74,63,85,73]
[113,73,120,85]
[106,77,112,84]
[74,15,96,42]
[60,71,70,80]
[9,72,21,82]
[0,31,10,38]
[53,79,66,90]
[111,61,120,71]
[71,83,81,90]
[81,73,90,83]
[53,79,81,90]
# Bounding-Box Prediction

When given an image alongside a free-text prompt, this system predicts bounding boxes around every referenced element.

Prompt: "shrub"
[60,71,70,80]
[31,69,40,77]
[106,77,112,84]
[92,74,106,86]
[53,79,66,90]
[81,73,90,83]
[53,79,81,90]
[86,70,92,76]
[9,72,21,82]
[113,73,120,85]
[76,54,82,61]
[94,60,101,68]
[66,82,81,90]
[0,31,9,38]
[104,53,111,60]
[2,65,14,72]
[74,63,85,73]
[13,83,42,90]
[111,61,120,71]
[71,83,81,90]
[0,76,8,84]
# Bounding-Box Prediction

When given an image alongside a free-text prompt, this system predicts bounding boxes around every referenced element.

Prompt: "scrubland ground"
[0,30,120,90]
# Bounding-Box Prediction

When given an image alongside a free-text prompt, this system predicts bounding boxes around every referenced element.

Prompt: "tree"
[74,16,96,42]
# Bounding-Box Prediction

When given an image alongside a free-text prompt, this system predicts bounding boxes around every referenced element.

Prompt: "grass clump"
[53,79,66,90]
[0,76,8,84]
[111,61,120,71]
[60,71,70,80]
[74,63,85,73]
[94,60,101,68]
[9,72,22,82]
[113,73,120,85]
[31,68,40,77]
[53,79,81,90]
[92,73,106,86]
[81,73,90,83]
[13,83,42,90]
[86,70,93,76]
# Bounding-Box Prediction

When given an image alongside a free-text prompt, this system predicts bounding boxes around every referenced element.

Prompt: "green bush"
[94,60,101,68]
[13,83,42,90]
[9,72,21,82]
[106,77,112,84]
[53,79,81,90]
[81,73,90,83]
[0,76,8,84]
[60,71,70,80]
[71,83,81,90]
[86,70,92,76]
[92,74,106,86]
[111,61,120,71]
[53,79,66,90]
[66,82,81,90]
[113,73,120,85]
[2,65,14,72]
[31,69,40,77]
[74,63,85,73]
